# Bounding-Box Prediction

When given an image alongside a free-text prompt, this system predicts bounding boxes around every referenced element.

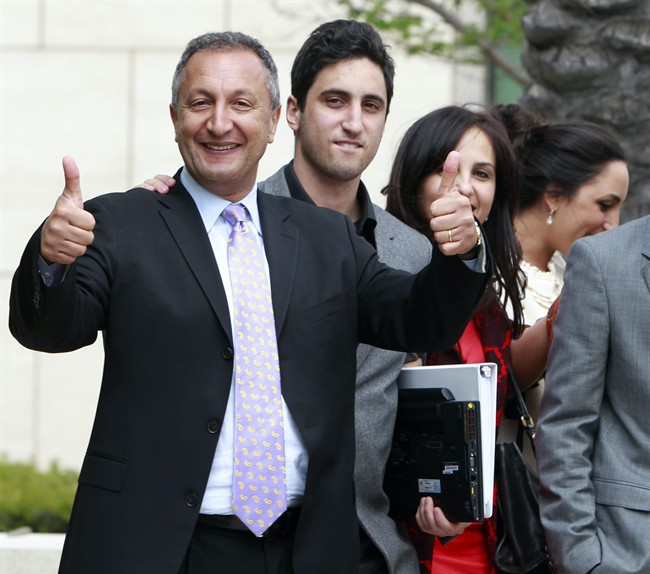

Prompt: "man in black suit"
[9,32,488,574]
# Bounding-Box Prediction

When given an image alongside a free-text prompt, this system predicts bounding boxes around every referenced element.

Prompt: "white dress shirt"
[180,169,308,514]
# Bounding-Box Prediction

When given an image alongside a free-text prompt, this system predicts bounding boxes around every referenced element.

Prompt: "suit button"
[207,420,220,434]
[185,493,199,507]
[222,347,233,360]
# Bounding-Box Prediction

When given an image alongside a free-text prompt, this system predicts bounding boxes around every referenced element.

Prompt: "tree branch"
[409,0,532,87]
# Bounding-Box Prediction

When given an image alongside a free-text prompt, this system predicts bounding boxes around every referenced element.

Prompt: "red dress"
[404,291,513,574]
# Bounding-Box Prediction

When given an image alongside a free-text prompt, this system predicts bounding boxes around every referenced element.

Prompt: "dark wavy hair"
[291,19,395,113]
[493,104,626,211]
[383,105,525,335]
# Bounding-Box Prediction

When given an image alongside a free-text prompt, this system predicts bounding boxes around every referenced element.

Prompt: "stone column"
[521,0,650,221]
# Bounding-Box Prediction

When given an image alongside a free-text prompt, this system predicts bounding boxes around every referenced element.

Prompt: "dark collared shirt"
[283,161,378,249]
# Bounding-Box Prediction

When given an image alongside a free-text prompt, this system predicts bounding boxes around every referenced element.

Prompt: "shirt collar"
[180,168,262,236]
[283,161,377,247]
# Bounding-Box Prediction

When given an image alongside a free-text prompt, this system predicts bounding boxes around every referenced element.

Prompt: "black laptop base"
[384,387,484,523]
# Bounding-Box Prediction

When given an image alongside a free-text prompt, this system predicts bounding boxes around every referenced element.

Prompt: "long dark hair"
[383,105,525,335]
[493,104,626,211]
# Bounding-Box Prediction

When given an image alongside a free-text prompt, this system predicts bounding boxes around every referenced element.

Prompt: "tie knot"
[223,203,249,226]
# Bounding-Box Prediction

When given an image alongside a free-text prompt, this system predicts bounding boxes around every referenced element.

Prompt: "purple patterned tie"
[223,203,287,537]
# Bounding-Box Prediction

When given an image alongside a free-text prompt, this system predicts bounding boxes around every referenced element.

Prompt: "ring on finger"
[448,229,453,243]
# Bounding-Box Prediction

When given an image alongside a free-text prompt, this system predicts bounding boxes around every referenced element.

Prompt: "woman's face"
[418,127,496,226]
[551,160,629,254]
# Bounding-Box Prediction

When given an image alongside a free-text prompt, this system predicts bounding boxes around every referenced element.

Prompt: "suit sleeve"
[537,239,607,574]
[9,200,114,353]
[356,224,490,354]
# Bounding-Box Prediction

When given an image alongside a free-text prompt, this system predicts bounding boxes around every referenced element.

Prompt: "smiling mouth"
[336,141,363,150]
[204,143,238,151]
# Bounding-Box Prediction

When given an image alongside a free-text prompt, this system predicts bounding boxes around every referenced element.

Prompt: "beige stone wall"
[0,0,486,471]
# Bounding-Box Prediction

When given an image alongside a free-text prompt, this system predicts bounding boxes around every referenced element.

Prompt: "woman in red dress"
[383,105,550,573]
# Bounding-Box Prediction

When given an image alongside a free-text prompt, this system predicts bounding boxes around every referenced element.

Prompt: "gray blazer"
[261,167,432,574]
[537,215,650,574]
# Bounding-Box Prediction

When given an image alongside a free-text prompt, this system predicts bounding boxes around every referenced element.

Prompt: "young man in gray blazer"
[262,20,474,573]
[537,214,650,574]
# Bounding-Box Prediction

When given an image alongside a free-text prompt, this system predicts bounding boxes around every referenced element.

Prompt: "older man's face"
[171,49,281,200]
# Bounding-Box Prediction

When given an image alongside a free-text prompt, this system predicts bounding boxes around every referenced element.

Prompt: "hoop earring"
[546,208,556,226]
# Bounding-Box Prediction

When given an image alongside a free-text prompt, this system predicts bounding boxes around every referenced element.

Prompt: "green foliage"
[342,0,456,57]
[479,0,527,44]
[0,457,77,533]
[338,0,529,84]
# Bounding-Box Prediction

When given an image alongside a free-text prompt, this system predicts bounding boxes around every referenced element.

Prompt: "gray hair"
[171,31,280,110]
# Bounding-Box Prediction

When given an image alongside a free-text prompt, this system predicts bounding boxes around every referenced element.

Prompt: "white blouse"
[520,252,565,325]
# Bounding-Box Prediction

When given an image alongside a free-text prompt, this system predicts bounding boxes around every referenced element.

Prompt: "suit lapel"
[257,191,298,338]
[258,168,291,199]
[156,181,232,340]
[641,217,650,297]
[373,209,393,265]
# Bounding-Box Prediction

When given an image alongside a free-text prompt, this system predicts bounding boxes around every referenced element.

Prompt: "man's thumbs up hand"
[436,150,460,197]
[61,155,84,208]
[429,151,480,259]
[40,156,96,265]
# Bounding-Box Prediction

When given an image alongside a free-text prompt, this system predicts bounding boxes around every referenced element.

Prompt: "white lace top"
[520,251,565,325]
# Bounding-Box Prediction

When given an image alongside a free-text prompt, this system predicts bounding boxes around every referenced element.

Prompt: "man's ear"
[169,104,179,142]
[286,95,300,134]
[267,105,282,144]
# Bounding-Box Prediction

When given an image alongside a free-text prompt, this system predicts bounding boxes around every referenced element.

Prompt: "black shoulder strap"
[509,371,537,458]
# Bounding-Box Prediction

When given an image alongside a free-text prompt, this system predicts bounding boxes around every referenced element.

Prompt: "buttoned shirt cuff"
[460,243,486,273]
[38,255,68,287]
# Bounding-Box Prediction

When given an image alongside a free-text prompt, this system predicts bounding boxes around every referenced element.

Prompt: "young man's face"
[288,57,388,184]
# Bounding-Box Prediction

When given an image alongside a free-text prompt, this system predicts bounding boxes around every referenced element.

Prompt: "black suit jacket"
[9,173,489,574]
